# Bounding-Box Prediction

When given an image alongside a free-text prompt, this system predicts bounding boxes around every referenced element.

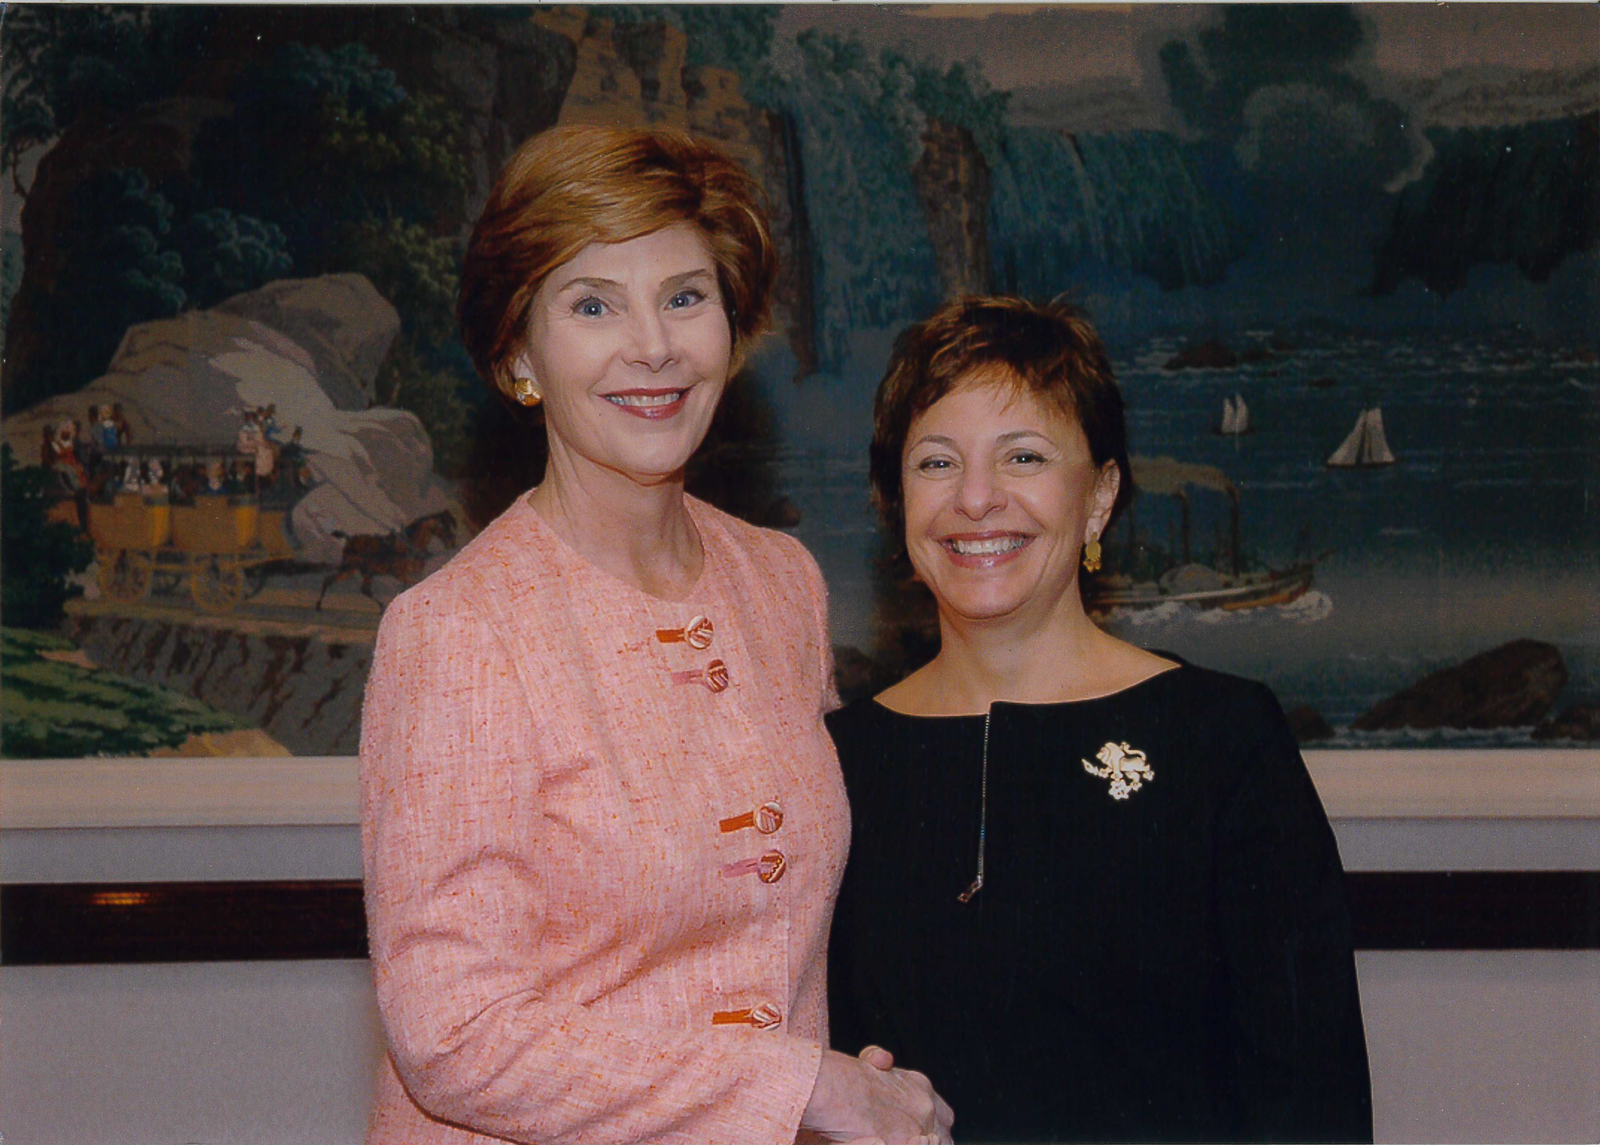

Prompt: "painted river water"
[756,327,1600,745]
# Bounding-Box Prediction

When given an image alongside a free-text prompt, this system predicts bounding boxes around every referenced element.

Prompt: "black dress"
[826,663,1372,1144]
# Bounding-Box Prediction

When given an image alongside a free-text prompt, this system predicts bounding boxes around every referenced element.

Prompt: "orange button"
[671,659,729,693]
[656,615,714,650]
[711,1002,782,1029]
[720,849,787,884]
[719,801,784,835]
[757,850,786,883]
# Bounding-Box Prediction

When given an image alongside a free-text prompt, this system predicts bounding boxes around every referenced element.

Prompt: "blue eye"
[667,289,705,309]
[573,297,608,318]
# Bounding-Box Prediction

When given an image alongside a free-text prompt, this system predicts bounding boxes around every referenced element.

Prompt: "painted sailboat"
[1215,393,1251,436]
[1326,406,1396,468]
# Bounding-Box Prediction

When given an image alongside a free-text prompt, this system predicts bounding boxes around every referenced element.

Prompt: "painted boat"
[1088,562,1315,613]
[1327,406,1397,467]
[1215,392,1252,435]
[1085,456,1315,614]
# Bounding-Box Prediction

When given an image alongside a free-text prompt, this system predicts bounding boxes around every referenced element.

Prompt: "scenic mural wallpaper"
[1,3,1595,761]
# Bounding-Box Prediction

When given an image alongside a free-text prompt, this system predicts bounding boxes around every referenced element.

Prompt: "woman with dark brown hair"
[827,295,1372,1143]
[361,125,951,1145]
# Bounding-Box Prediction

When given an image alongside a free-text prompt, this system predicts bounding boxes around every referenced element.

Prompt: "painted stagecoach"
[65,439,313,613]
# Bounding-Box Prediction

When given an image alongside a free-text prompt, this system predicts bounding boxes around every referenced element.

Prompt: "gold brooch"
[1082,741,1153,800]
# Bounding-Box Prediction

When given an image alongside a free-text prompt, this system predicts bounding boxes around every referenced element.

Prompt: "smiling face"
[902,377,1120,628]
[512,222,733,488]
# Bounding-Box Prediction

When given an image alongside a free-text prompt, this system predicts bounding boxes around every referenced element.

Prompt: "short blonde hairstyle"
[458,125,777,401]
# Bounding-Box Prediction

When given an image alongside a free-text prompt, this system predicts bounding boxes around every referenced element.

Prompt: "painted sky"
[775,3,1598,129]
[7,4,1592,231]
[778,3,1597,85]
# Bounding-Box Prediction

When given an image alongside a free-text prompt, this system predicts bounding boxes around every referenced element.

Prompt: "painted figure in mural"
[826,296,1373,1143]
[234,404,278,484]
[143,457,167,497]
[109,402,132,447]
[41,418,87,492]
[118,457,142,495]
[80,405,103,473]
[360,124,953,1145]
[259,402,281,443]
[278,425,310,494]
[89,403,123,454]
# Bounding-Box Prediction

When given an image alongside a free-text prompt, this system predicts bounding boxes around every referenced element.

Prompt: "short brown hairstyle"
[870,295,1134,542]
[458,125,777,400]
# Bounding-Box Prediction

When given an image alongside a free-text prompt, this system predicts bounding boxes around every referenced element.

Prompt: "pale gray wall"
[2,821,1597,1145]
[1,960,383,1145]
[1359,951,1600,1145]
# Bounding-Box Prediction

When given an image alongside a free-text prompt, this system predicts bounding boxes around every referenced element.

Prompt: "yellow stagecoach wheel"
[190,555,246,612]
[242,563,269,599]
[97,549,154,603]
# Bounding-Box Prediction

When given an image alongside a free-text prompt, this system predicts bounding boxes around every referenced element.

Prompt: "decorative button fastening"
[721,849,787,884]
[719,801,784,835]
[712,1002,782,1029]
[656,615,714,650]
[671,659,729,693]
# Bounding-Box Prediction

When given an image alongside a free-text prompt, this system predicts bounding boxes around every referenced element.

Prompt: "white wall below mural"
[1,814,1596,1145]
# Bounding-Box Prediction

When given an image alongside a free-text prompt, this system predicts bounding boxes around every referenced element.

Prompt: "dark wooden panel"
[3,872,1597,965]
[1347,871,1600,951]
[1,879,367,964]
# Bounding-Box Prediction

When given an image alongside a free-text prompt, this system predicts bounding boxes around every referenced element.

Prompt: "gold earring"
[1082,537,1102,573]
[512,376,541,407]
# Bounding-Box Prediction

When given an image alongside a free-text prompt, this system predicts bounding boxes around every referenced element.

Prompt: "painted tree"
[0,445,93,628]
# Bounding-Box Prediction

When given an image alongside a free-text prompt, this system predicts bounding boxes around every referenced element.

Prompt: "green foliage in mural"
[340,216,461,360]
[16,168,183,412]
[3,20,477,468]
[197,43,466,249]
[5,164,294,414]
[0,445,94,629]
[1,232,24,349]
[893,53,1010,158]
[607,5,781,95]
[0,627,245,758]
[378,343,475,478]
[191,43,475,469]
[1,6,213,178]
[1,235,24,351]
[169,208,295,312]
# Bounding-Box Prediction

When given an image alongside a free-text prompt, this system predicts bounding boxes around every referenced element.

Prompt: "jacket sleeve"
[801,544,841,715]
[1215,685,1374,1143]
[360,587,824,1145]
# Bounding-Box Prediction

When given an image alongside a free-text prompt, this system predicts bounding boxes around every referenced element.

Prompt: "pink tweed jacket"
[360,494,849,1145]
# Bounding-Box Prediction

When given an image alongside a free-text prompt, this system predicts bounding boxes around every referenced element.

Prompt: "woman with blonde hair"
[361,125,952,1145]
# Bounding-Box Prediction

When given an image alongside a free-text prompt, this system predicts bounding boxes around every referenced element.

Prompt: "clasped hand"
[802,1044,954,1145]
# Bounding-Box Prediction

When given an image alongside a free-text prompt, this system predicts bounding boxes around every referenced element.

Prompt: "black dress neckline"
[866,660,1185,721]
